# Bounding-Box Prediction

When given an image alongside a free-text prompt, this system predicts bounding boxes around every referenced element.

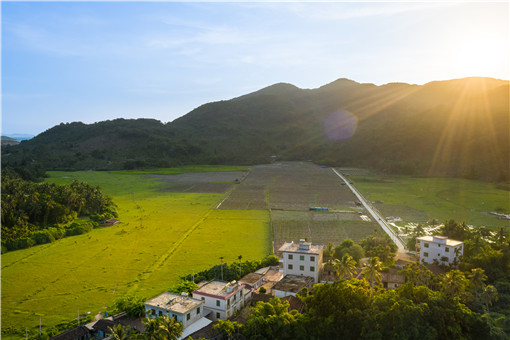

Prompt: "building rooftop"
[278,240,323,255]
[239,273,264,285]
[273,274,314,294]
[145,292,203,314]
[193,280,245,300]
[416,235,463,247]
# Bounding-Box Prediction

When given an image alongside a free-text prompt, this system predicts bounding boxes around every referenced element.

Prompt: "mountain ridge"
[2,76,508,181]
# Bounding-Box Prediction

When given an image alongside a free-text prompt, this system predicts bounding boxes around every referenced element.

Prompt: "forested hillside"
[2,77,508,181]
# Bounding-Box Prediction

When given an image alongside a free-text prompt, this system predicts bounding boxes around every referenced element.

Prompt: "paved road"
[332,168,407,252]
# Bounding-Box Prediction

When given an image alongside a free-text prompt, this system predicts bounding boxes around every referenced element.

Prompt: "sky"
[1,1,509,136]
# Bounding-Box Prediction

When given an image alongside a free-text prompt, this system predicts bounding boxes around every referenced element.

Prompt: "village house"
[192,280,245,321]
[416,235,463,266]
[272,274,314,298]
[144,292,211,338]
[278,239,324,283]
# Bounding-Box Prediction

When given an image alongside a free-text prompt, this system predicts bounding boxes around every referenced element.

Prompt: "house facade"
[416,235,463,265]
[272,274,314,298]
[192,280,245,321]
[144,292,204,329]
[278,240,324,283]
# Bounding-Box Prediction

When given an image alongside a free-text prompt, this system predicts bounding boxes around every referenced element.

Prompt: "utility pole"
[78,309,80,326]
[39,316,42,336]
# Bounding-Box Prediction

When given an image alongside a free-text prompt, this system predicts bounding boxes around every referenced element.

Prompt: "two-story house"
[192,280,245,321]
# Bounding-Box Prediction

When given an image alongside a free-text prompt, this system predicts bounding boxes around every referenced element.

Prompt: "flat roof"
[145,293,203,314]
[193,280,245,300]
[273,274,314,293]
[416,235,463,247]
[239,273,264,285]
[278,241,323,255]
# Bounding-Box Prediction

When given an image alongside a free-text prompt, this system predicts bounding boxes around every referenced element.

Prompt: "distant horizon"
[2,74,508,137]
[2,1,508,136]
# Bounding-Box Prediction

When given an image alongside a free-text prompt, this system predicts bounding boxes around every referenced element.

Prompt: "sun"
[455,34,509,77]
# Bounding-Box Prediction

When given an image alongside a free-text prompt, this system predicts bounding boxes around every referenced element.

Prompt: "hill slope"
[2,77,508,180]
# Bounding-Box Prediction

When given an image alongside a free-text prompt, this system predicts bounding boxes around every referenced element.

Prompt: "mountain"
[2,77,508,181]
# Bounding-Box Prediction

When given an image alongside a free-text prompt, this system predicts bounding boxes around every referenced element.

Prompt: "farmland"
[1,166,269,337]
[346,171,510,227]
[219,162,380,250]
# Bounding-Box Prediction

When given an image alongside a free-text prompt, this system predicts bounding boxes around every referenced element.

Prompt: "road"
[332,168,407,252]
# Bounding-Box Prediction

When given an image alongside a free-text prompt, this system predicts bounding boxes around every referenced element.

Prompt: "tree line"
[1,169,117,252]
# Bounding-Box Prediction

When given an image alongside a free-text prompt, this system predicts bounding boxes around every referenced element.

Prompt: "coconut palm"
[335,254,357,279]
[480,285,498,313]
[440,270,468,298]
[362,257,382,291]
[158,315,184,340]
[108,324,132,340]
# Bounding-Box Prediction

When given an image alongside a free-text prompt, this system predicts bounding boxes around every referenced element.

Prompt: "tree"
[238,255,243,278]
[112,295,146,318]
[479,285,498,313]
[168,281,198,296]
[440,270,468,298]
[108,324,132,340]
[363,257,382,290]
[324,241,335,260]
[334,254,357,279]
[158,315,184,340]
[213,319,242,339]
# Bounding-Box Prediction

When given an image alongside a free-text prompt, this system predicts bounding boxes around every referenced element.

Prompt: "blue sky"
[2,1,508,136]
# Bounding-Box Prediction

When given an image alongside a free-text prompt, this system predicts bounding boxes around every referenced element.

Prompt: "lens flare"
[323,110,357,141]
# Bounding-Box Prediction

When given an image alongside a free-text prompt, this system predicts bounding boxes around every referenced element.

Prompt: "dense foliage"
[2,78,508,181]
[1,171,117,251]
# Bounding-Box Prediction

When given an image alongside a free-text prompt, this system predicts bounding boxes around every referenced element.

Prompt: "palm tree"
[158,315,184,340]
[480,285,498,313]
[238,255,243,278]
[440,270,467,298]
[335,254,357,279]
[469,268,487,291]
[108,324,131,340]
[362,257,382,292]
[219,256,224,281]
[142,317,161,340]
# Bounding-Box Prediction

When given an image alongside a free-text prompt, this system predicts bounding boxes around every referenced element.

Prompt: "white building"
[144,292,205,329]
[192,280,245,321]
[416,235,464,265]
[278,240,324,283]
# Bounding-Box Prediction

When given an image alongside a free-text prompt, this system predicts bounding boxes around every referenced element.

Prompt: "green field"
[1,167,270,337]
[348,173,510,227]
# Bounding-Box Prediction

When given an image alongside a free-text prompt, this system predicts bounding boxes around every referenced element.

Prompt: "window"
[151,309,156,315]
[197,307,200,314]
[187,313,190,321]
[288,264,293,270]
[424,252,429,257]
[424,243,429,248]
[310,266,315,272]
[201,297,205,301]
[158,311,163,316]
[300,265,304,271]
[216,312,220,319]
[300,255,305,261]
[288,254,293,260]
[310,256,315,262]
[240,290,243,296]
[440,256,448,262]
[445,247,449,252]
[216,300,220,307]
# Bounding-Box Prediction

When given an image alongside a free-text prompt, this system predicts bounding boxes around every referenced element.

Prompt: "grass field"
[347,173,510,227]
[1,167,269,338]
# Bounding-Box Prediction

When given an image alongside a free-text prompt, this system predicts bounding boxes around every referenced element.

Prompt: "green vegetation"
[1,168,270,338]
[1,170,117,252]
[3,78,508,182]
[349,174,510,227]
